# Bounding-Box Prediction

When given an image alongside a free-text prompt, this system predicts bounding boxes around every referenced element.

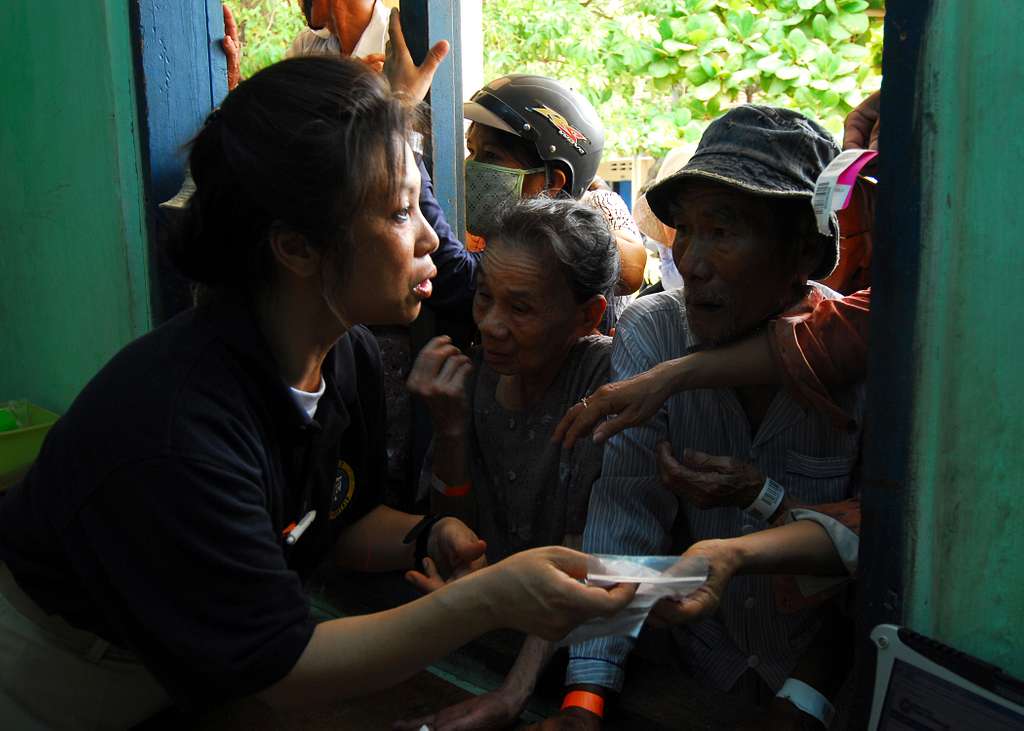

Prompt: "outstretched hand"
[222,3,242,91]
[405,517,487,594]
[656,443,764,510]
[843,90,880,151]
[553,362,676,450]
[649,539,739,627]
[384,8,450,102]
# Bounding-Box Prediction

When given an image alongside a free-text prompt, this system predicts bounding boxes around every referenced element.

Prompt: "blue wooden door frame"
[131,0,229,322]
[131,1,465,322]
[401,0,466,236]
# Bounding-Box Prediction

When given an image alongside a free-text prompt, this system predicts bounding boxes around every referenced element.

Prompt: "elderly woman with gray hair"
[400,197,619,730]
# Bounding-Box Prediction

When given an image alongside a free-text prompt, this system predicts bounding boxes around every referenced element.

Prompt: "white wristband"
[776,678,835,728]
[744,477,785,521]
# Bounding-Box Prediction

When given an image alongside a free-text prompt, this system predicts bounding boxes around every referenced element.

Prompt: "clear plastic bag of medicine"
[557,554,709,647]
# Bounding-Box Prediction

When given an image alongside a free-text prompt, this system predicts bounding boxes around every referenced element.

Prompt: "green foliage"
[483,0,884,156]
[226,0,307,80]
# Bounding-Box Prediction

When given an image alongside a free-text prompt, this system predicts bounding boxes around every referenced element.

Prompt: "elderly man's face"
[670,181,804,345]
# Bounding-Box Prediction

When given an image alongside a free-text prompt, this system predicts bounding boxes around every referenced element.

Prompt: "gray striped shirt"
[566,285,864,693]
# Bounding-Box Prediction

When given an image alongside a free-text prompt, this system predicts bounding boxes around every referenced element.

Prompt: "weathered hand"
[405,517,487,593]
[407,336,473,438]
[648,539,739,627]
[222,3,242,91]
[383,8,450,102]
[553,362,676,450]
[656,443,764,510]
[843,90,880,151]
[393,686,523,731]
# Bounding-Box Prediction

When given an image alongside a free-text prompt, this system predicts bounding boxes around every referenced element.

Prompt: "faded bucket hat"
[646,104,841,279]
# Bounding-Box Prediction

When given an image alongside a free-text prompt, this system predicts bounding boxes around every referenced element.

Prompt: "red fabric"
[769,288,870,431]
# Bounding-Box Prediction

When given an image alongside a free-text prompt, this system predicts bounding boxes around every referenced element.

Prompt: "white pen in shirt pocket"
[283,510,316,546]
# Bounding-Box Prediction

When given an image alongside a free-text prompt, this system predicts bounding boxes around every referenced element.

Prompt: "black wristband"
[403,513,446,571]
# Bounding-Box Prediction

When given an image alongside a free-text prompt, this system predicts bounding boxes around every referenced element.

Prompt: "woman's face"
[332,144,438,326]
[473,242,589,378]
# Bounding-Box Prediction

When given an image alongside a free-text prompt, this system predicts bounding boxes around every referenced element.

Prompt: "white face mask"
[464,160,544,235]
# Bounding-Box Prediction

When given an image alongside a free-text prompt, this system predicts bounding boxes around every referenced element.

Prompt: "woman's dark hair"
[168,56,411,288]
[484,198,619,303]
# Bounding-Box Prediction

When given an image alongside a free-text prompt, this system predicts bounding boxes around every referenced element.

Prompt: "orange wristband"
[561,690,605,718]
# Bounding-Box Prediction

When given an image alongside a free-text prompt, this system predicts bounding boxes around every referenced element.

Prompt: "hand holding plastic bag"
[558,554,708,646]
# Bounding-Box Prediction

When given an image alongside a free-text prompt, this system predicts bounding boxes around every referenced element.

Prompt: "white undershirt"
[286,0,391,60]
[289,377,326,420]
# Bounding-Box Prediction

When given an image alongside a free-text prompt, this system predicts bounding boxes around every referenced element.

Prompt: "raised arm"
[555,289,871,448]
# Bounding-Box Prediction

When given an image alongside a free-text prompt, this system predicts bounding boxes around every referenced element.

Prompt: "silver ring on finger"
[580,397,588,409]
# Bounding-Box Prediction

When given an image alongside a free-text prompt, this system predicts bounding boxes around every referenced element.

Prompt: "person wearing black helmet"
[463,74,647,330]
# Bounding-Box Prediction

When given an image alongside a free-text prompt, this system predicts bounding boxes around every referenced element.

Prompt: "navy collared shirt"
[0,296,385,706]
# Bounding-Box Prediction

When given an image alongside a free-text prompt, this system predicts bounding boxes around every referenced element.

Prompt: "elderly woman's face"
[473,244,586,377]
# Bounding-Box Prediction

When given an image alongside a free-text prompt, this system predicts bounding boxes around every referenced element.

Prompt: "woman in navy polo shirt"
[0,57,632,728]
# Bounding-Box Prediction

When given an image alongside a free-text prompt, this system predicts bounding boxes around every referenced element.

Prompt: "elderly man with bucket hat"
[547,106,864,729]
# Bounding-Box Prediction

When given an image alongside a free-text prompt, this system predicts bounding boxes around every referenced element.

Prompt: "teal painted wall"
[907,0,1024,677]
[0,2,150,413]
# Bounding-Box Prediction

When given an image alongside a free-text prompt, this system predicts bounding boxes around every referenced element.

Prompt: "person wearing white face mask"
[463,74,648,333]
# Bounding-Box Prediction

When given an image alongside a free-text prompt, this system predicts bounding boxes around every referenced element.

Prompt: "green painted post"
[0,2,150,412]
[906,0,1024,676]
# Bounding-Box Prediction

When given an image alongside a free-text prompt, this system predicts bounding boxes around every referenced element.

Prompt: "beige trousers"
[0,564,171,730]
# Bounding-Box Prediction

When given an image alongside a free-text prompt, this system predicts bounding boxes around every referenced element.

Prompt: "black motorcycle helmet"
[464,74,605,200]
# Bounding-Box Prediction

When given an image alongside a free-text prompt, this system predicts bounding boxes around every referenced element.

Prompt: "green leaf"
[809,78,831,90]
[825,0,839,14]
[768,77,790,95]
[788,28,809,51]
[674,108,693,126]
[659,18,675,41]
[830,75,858,93]
[664,39,698,53]
[839,12,870,35]
[776,65,804,80]
[841,0,870,11]
[685,64,710,85]
[757,53,783,72]
[730,67,761,83]
[693,79,722,101]
[829,18,853,41]
[738,11,756,37]
[812,13,830,40]
[649,59,675,78]
[838,43,869,58]
[798,0,820,9]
